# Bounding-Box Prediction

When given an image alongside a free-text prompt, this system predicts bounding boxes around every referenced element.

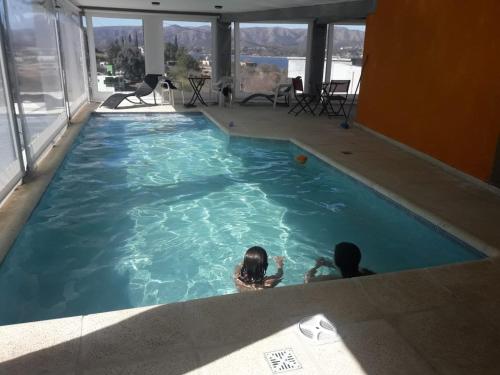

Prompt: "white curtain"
[5,0,67,164]
[58,0,88,117]
[0,36,22,201]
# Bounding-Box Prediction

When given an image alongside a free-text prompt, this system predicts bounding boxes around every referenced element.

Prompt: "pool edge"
[0,103,98,265]
[201,109,499,258]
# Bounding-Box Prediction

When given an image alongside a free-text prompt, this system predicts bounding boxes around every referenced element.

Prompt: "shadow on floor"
[0,282,353,374]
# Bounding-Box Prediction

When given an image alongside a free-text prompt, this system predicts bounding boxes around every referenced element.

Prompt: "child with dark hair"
[234,246,284,291]
[305,242,374,283]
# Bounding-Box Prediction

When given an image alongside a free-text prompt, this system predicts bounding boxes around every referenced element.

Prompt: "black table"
[185,76,211,107]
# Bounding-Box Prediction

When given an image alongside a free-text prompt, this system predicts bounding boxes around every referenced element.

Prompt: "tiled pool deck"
[1,103,500,374]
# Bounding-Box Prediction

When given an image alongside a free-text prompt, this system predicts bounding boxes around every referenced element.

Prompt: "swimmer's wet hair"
[239,246,268,284]
[334,242,362,278]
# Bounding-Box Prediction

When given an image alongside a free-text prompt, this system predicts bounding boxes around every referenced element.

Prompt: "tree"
[164,42,178,62]
[114,47,145,81]
[108,39,122,62]
[175,47,199,71]
[164,44,200,86]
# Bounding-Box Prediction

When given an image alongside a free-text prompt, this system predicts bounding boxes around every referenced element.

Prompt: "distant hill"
[92,25,364,57]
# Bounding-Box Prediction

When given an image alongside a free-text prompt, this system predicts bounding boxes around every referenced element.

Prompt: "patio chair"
[100,74,162,109]
[160,78,184,106]
[321,80,350,117]
[288,76,316,116]
[212,76,234,107]
[240,83,291,108]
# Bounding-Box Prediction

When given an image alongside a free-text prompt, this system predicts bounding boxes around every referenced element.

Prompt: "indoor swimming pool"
[0,113,484,325]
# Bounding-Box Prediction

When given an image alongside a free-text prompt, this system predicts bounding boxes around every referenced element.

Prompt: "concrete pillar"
[214,19,231,81]
[306,21,328,94]
[324,25,334,82]
[143,15,164,75]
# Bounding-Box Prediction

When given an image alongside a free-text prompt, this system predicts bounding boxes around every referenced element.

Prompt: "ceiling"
[71,0,356,14]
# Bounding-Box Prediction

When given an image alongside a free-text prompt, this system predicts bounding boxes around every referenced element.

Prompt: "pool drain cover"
[297,314,341,345]
[264,348,302,373]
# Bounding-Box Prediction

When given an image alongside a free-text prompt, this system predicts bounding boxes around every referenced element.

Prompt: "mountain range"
[92,25,364,57]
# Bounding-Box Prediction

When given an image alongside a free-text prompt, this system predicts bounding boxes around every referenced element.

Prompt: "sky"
[90,17,365,31]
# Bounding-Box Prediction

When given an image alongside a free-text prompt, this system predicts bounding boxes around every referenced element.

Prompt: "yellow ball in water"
[295,154,308,164]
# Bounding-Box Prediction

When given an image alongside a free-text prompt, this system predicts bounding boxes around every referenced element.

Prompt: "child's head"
[240,246,269,284]
[334,242,362,278]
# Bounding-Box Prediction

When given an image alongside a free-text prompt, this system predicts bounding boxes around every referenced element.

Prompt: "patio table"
[185,76,211,107]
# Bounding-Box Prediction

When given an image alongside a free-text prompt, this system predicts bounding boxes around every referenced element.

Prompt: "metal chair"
[288,76,316,116]
[320,80,350,117]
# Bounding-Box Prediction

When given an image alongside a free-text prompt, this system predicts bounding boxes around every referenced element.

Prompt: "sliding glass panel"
[0,36,22,201]
[92,17,144,95]
[163,20,213,101]
[239,23,308,94]
[5,0,67,162]
[58,3,87,116]
[328,24,365,95]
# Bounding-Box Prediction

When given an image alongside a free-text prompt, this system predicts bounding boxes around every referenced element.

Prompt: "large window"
[163,20,212,97]
[92,17,145,95]
[58,3,88,116]
[5,0,67,163]
[0,36,22,201]
[238,23,308,93]
[327,24,365,95]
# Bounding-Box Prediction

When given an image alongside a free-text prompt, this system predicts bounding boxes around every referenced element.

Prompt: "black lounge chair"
[100,74,162,109]
[240,83,291,107]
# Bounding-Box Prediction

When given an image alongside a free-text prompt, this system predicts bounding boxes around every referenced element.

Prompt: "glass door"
[326,23,366,95]
[163,20,213,101]
[89,16,145,100]
[237,23,308,95]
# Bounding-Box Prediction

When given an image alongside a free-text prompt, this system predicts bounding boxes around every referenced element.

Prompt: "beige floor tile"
[358,270,456,315]
[183,291,298,350]
[79,303,195,371]
[197,326,323,375]
[0,316,82,375]
[311,319,437,375]
[425,260,500,303]
[473,298,500,332]
[184,281,381,351]
[425,258,500,287]
[81,351,201,375]
[279,279,383,325]
[424,259,496,286]
[392,304,500,375]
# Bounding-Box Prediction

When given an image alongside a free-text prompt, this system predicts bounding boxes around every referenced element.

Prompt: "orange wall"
[357,0,500,181]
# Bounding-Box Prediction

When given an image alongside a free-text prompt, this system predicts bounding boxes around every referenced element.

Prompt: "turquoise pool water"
[0,113,483,325]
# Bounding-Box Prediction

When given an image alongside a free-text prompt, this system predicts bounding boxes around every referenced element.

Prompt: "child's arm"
[304,264,321,283]
[233,263,242,279]
[264,256,284,287]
